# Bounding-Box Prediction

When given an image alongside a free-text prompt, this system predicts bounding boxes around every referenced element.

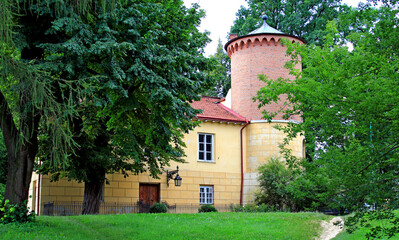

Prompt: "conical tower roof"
[248,15,283,35]
[225,16,305,51]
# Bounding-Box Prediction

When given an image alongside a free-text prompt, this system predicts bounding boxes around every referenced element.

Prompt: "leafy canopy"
[256,1,399,212]
[203,39,231,97]
[229,0,347,45]
[32,0,212,182]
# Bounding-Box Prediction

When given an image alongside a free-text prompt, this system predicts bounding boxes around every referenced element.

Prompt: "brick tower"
[225,16,304,121]
[225,16,305,204]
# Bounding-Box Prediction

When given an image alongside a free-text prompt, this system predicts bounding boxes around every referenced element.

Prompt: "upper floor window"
[198,133,213,162]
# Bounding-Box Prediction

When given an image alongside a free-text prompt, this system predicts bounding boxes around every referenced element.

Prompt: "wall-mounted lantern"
[167,166,182,187]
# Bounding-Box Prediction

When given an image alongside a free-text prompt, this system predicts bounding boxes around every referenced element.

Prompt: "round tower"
[225,16,304,121]
[225,16,305,204]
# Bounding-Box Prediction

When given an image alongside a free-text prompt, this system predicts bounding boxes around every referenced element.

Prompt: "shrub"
[230,203,276,213]
[255,157,297,211]
[0,184,35,224]
[198,204,217,213]
[149,203,167,213]
[0,198,35,224]
[230,204,244,212]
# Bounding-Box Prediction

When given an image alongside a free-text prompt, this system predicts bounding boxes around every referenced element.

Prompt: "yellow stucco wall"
[176,121,244,173]
[31,120,305,213]
[35,121,244,214]
[243,121,304,204]
[245,121,303,172]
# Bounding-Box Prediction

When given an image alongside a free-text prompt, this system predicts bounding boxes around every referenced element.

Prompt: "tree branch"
[356,142,399,175]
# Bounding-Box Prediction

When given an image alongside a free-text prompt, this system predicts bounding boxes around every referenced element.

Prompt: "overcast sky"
[183,0,363,56]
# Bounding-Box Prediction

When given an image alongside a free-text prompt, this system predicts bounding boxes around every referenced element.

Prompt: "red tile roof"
[190,96,247,123]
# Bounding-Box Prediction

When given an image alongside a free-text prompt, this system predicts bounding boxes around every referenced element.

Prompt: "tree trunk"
[4,145,36,205]
[1,91,39,206]
[81,181,104,215]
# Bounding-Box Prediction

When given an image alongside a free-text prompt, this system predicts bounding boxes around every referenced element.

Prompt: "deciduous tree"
[256,1,399,233]
[203,39,231,97]
[230,0,347,45]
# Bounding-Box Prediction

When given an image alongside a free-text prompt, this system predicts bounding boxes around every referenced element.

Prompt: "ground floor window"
[199,186,213,204]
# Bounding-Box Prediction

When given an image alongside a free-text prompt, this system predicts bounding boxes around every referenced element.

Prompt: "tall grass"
[0,212,330,240]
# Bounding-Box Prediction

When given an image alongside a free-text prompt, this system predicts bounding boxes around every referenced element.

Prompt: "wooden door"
[139,184,160,212]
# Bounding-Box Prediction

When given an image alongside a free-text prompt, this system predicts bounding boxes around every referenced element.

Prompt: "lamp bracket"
[167,166,179,187]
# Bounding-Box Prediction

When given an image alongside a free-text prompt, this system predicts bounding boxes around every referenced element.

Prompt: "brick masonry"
[226,35,304,121]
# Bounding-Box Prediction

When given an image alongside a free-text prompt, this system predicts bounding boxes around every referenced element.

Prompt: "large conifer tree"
[0,0,212,215]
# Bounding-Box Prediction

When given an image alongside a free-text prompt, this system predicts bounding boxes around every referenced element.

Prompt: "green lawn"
[334,230,399,240]
[0,212,331,240]
[333,212,399,240]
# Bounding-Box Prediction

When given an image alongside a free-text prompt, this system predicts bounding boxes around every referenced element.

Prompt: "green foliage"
[0,133,7,185]
[0,0,98,207]
[0,198,35,224]
[0,0,119,45]
[256,2,399,211]
[0,184,4,196]
[148,203,167,213]
[198,204,218,213]
[344,210,399,239]
[203,39,231,97]
[230,203,277,213]
[34,0,212,183]
[255,158,299,211]
[255,0,399,237]
[229,0,347,45]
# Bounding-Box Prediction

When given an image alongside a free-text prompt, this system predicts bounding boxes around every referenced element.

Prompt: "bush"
[0,183,35,223]
[149,203,167,213]
[255,157,297,211]
[230,203,276,212]
[0,198,35,224]
[198,204,217,213]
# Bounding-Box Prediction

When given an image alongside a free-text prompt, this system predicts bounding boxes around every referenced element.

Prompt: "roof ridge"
[217,103,248,122]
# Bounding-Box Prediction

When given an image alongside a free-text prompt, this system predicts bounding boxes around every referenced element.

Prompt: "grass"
[0,212,331,240]
[334,229,399,240]
[333,211,399,240]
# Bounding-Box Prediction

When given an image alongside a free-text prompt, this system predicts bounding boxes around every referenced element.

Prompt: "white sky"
[183,0,363,56]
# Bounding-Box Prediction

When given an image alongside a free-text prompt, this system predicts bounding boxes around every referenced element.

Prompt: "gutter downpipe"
[37,161,41,215]
[240,121,250,205]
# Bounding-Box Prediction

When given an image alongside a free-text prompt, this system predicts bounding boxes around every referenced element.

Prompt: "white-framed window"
[199,186,213,204]
[198,133,213,161]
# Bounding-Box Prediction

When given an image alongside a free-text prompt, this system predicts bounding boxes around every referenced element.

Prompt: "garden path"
[318,216,344,240]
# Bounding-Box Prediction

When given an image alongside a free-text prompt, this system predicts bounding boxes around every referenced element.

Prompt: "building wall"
[242,121,304,204]
[35,121,244,214]
[27,173,39,213]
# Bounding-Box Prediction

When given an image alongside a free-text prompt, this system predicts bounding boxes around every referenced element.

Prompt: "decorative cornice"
[225,35,302,57]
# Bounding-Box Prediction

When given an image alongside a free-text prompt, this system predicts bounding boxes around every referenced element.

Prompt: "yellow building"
[28,17,304,215]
